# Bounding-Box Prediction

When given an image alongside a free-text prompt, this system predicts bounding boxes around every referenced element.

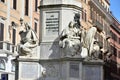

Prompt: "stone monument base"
[38,58,104,80]
[15,57,103,80]
[15,58,41,80]
[83,60,104,80]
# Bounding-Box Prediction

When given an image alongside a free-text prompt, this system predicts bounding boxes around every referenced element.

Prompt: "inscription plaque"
[83,66,101,80]
[70,63,79,78]
[45,12,59,35]
[21,62,39,78]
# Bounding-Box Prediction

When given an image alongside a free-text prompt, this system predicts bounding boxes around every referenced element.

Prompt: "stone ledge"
[83,60,104,65]
[16,58,39,62]
[16,57,104,65]
[39,4,82,11]
[38,58,85,63]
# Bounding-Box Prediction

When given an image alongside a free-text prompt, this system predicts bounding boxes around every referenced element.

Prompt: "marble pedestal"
[15,0,104,80]
[39,58,104,80]
[39,0,83,79]
[15,58,41,80]
[82,60,104,80]
[38,0,104,80]
[15,45,40,80]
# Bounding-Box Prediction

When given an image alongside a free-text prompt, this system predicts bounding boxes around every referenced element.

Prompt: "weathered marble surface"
[59,16,101,59]
[18,23,38,57]
[19,62,40,79]
[83,65,102,80]
[16,0,104,80]
[59,13,82,57]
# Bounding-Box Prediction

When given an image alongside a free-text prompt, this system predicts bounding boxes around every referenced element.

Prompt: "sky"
[110,0,120,22]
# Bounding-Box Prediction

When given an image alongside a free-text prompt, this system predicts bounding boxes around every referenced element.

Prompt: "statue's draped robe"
[19,26,38,56]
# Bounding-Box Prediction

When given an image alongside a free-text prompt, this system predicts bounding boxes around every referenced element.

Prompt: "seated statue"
[59,21,82,57]
[59,13,101,59]
[18,23,38,57]
[82,27,101,60]
[90,41,101,59]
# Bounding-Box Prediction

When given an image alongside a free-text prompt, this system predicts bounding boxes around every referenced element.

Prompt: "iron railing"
[0,41,16,53]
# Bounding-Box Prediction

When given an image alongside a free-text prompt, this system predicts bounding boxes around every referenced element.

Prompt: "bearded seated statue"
[18,23,38,57]
[59,21,82,57]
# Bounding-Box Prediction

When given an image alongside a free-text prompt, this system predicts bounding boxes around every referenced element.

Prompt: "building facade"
[78,0,112,59]
[105,14,120,80]
[0,0,119,80]
[80,0,119,80]
[0,0,40,80]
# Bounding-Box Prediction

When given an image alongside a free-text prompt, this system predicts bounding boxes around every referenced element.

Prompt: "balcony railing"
[0,41,16,53]
[91,0,107,13]
[93,20,103,32]
[111,24,120,34]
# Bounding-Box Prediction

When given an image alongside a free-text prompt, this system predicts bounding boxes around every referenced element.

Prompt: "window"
[111,45,117,56]
[1,74,8,80]
[85,11,87,21]
[13,0,17,9]
[0,60,5,70]
[1,0,5,3]
[0,42,3,49]
[35,0,38,11]
[7,43,10,50]
[0,23,4,41]
[0,23,4,49]
[12,46,14,53]
[101,18,104,26]
[34,21,38,33]
[111,32,117,41]
[118,68,120,75]
[113,47,117,56]
[82,10,87,22]
[118,52,120,58]
[11,61,15,72]
[12,29,16,45]
[96,13,98,21]
[94,11,96,21]
[90,8,93,20]
[99,16,101,23]
[98,15,100,22]
[25,0,29,15]
[90,9,96,21]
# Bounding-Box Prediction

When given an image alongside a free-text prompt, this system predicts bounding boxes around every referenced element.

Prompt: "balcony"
[93,20,103,32]
[91,0,106,12]
[0,41,16,54]
[111,24,120,34]
[89,0,112,21]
